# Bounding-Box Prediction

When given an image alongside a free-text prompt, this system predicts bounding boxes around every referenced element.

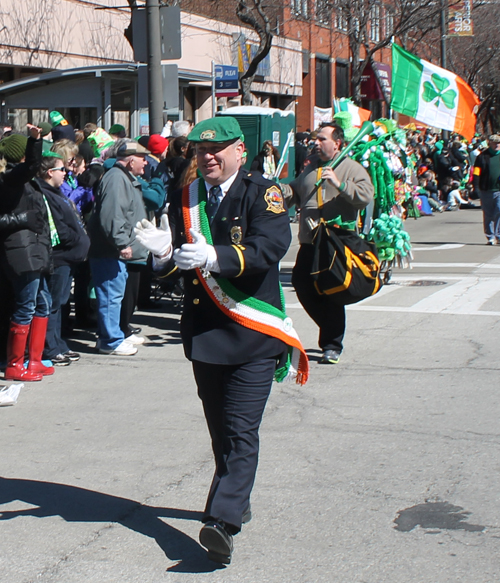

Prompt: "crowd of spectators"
[1,114,499,382]
[0,114,194,381]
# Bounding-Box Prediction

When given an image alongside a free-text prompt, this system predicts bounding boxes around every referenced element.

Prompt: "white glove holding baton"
[134,215,172,257]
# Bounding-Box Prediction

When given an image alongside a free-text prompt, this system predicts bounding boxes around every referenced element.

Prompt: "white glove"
[134,215,172,256]
[173,228,214,271]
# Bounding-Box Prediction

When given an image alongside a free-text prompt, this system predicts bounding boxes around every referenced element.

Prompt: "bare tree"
[446,2,500,133]
[235,0,274,104]
[328,0,462,105]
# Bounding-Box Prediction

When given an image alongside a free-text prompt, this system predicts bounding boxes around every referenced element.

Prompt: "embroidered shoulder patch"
[264,185,285,214]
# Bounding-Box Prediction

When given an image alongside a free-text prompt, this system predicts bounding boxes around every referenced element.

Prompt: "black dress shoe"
[64,351,81,362]
[129,326,142,335]
[199,521,233,564]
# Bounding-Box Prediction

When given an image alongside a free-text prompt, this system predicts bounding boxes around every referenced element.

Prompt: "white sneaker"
[126,334,145,345]
[99,340,138,356]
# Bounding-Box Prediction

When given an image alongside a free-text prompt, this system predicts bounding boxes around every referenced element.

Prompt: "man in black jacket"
[135,117,307,565]
[473,134,500,244]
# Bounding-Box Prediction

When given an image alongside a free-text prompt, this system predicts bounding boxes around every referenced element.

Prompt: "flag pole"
[440,0,450,140]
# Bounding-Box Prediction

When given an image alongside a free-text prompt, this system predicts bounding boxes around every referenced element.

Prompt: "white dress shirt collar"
[204,170,239,199]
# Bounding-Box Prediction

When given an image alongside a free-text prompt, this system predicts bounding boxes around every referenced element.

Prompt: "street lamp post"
[146,0,164,135]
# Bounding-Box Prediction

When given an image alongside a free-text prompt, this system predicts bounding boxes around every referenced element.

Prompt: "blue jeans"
[89,258,128,350]
[479,190,500,242]
[44,265,72,359]
[8,271,51,325]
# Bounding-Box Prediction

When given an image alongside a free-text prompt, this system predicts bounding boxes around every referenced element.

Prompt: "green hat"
[333,111,358,142]
[39,121,53,137]
[0,134,28,163]
[188,117,244,143]
[87,128,115,156]
[109,124,126,135]
[42,151,64,160]
[50,111,68,127]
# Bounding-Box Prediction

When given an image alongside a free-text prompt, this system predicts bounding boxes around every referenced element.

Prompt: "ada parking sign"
[214,65,239,98]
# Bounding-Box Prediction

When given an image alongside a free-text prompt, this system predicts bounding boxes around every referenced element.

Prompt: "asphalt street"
[1,205,499,582]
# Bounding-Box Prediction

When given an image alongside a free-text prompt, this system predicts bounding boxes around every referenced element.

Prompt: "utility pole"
[440,0,449,140]
[146,0,164,135]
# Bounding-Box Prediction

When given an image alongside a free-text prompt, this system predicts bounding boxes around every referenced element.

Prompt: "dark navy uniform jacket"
[166,168,292,365]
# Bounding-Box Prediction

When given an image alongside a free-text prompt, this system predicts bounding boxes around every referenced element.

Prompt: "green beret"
[188,117,244,143]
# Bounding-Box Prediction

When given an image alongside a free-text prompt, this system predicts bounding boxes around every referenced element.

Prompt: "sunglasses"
[50,166,67,172]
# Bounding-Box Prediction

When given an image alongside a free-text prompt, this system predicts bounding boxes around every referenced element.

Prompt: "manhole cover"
[392,280,447,287]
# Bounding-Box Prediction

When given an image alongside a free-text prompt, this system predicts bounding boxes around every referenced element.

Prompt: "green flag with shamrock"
[390,44,479,141]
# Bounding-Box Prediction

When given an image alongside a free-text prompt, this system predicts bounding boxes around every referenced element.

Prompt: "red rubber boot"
[27,316,54,376]
[4,322,43,382]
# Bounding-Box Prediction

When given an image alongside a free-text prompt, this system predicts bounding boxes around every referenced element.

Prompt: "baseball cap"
[116,141,150,157]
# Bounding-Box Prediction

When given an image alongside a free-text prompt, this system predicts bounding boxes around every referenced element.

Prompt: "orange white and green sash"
[182,179,309,385]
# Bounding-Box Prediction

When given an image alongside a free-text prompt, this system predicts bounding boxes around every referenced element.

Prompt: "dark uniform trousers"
[166,169,292,534]
[193,357,277,533]
[292,244,346,353]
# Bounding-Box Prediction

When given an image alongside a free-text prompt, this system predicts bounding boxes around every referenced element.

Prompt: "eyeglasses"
[50,166,67,172]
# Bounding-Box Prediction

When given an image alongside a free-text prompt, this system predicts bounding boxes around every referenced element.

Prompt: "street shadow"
[410,241,465,245]
[306,348,323,363]
[0,476,223,573]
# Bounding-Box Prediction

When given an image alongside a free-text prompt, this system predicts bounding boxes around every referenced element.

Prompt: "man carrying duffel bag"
[283,122,376,365]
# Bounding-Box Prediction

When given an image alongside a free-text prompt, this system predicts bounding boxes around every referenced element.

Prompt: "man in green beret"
[135,116,307,564]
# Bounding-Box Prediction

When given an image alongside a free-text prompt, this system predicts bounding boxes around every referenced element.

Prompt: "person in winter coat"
[87,139,149,356]
[35,152,90,366]
[0,126,54,381]
[472,134,500,244]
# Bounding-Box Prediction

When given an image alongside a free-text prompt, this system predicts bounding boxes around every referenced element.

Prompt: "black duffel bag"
[310,220,383,305]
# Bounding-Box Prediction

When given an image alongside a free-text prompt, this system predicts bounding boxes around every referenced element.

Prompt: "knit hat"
[148,134,169,156]
[0,134,28,163]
